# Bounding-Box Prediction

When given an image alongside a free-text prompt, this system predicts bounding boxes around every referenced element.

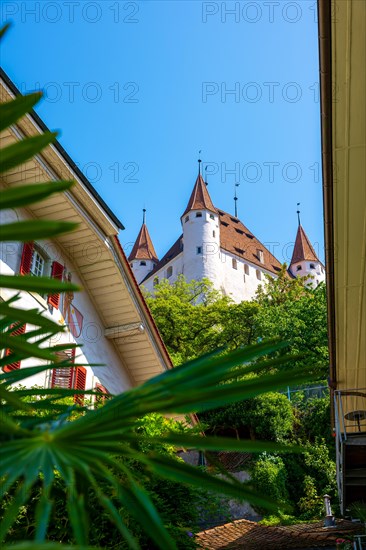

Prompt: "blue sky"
[1,0,324,263]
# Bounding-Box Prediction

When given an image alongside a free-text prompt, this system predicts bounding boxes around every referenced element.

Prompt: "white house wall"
[0,207,132,395]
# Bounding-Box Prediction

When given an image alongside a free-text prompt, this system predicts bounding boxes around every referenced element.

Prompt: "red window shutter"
[47,261,64,309]
[19,242,34,275]
[51,366,74,389]
[50,348,75,388]
[3,323,26,372]
[73,367,87,405]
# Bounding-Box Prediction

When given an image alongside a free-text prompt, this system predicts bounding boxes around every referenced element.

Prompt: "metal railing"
[334,389,366,515]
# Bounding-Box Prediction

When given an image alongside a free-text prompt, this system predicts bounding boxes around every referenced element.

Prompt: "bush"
[201,392,294,442]
[251,454,289,512]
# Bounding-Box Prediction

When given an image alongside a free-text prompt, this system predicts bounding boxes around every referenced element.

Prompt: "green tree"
[255,266,329,379]
[144,275,259,364]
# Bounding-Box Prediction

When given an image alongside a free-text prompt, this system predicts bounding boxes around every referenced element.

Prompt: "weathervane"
[234,183,240,218]
[142,208,146,224]
[296,203,301,226]
[198,150,202,175]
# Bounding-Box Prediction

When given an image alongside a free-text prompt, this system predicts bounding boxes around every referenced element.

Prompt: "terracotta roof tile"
[182,174,218,217]
[290,225,320,265]
[197,519,363,549]
[218,210,282,275]
[128,223,158,263]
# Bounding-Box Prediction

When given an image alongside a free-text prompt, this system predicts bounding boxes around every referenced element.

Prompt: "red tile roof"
[182,174,218,217]
[128,223,158,263]
[290,225,320,265]
[197,518,363,549]
[218,210,282,275]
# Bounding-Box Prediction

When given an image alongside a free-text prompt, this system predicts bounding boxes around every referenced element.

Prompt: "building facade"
[129,169,325,302]
[0,70,172,400]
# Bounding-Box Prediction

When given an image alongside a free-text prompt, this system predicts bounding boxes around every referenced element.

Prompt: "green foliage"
[255,267,329,379]
[283,441,337,517]
[251,455,289,511]
[144,276,259,364]
[296,395,334,448]
[0,48,314,550]
[201,392,294,442]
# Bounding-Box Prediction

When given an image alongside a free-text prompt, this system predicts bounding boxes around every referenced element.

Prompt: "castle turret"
[181,164,221,287]
[129,211,159,284]
[289,223,325,286]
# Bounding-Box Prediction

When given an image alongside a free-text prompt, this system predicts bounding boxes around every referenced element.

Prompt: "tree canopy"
[144,269,329,379]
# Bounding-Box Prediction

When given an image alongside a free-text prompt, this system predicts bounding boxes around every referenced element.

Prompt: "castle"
[129,164,325,302]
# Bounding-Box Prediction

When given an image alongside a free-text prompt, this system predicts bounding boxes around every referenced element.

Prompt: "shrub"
[251,454,289,512]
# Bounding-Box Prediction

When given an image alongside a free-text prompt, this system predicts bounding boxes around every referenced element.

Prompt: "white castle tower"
[130,164,325,302]
[180,162,221,287]
[289,220,325,287]
[128,209,159,284]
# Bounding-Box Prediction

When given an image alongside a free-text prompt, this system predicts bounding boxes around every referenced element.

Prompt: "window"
[257,249,264,263]
[196,212,202,218]
[256,269,262,280]
[140,261,146,266]
[221,221,229,227]
[232,258,237,270]
[213,230,216,238]
[234,247,244,255]
[296,265,302,271]
[50,349,86,404]
[244,264,249,275]
[153,277,159,287]
[130,263,133,268]
[196,246,202,255]
[210,214,215,220]
[230,217,239,224]
[3,323,26,372]
[310,263,315,269]
[19,243,63,310]
[31,249,45,277]
[235,228,244,235]
[167,266,173,278]
[185,215,189,223]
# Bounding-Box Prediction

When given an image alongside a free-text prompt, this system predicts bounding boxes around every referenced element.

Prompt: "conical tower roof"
[290,224,320,265]
[182,174,217,217]
[128,223,158,263]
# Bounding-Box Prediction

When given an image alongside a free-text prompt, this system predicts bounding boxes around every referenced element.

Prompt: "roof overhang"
[318,0,365,396]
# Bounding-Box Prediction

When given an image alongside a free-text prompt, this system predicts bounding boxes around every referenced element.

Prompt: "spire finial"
[234,183,239,218]
[296,203,301,226]
[198,150,202,175]
[142,208,146,224]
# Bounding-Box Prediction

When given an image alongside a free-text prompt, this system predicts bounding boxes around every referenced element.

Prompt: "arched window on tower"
[256,269,262,280]
[140,261,146,266]
[167,266,173,278]
[196,212,202,218]
[310,263,315,269]
[296,265,302,272]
